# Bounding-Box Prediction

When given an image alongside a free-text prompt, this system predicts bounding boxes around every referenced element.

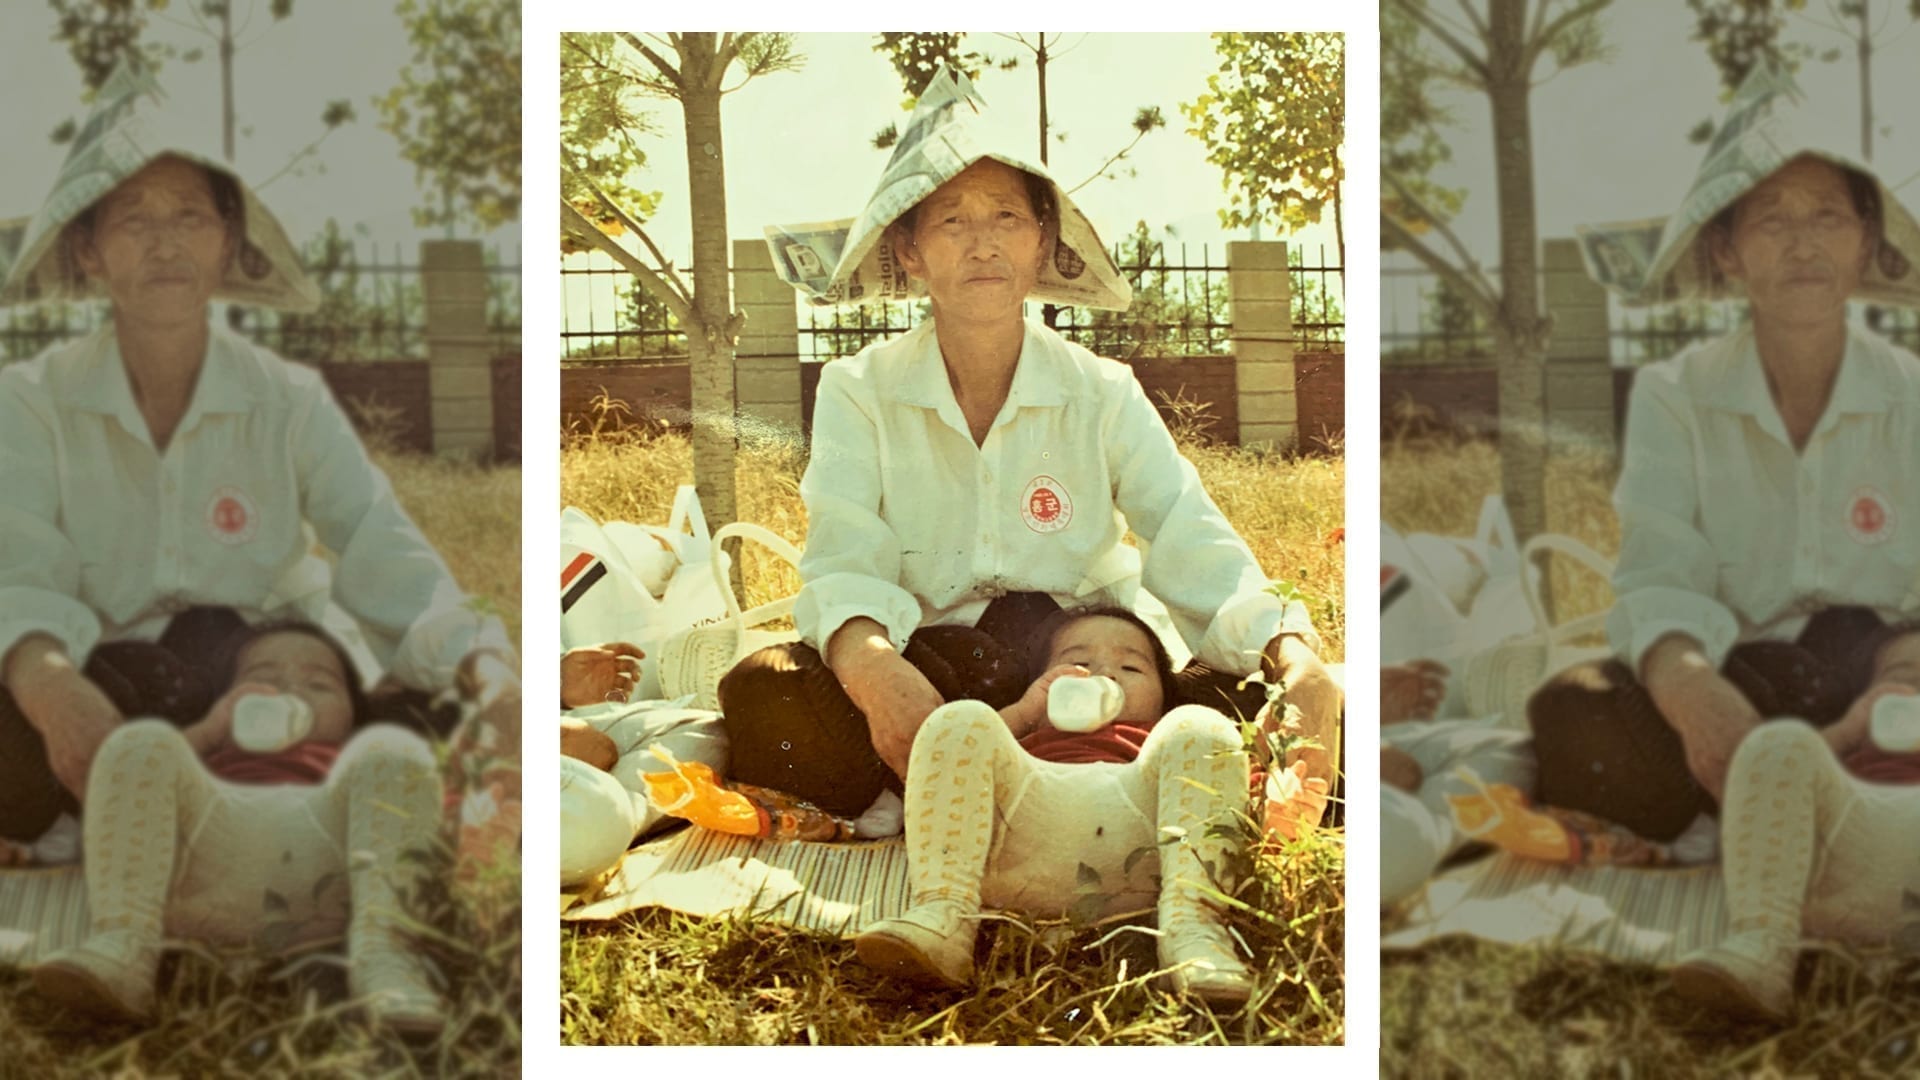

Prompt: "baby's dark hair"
[1025,605,1179,709]
[214,619,370,728]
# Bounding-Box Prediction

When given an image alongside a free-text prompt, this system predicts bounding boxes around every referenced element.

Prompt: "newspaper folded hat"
[1,64,319,312]
[764,65,1132,312]
[1575,64,1920,310]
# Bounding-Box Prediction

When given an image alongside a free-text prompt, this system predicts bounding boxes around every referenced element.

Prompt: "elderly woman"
[717,69,1339,992]
[1528,74,1920,844]
[0,72,516,1027]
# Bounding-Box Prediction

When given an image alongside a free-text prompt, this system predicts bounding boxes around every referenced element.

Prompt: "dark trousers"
[717,593,1271,819]
[1527,605,1890,842]
[0,606,456,844]
[0,607,246,842]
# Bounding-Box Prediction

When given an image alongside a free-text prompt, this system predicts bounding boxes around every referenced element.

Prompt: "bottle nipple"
[1047,675,1124,733]
[232,693,315,754]
[1870,692,1920,753]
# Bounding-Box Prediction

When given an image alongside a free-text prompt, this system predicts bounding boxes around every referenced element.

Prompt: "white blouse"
[794,317,1315,675]
[1610,324,1920,671]
[0,324,510,691]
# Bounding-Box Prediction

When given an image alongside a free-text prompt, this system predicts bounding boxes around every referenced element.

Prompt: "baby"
[32,621,445,1034]
[855,606,1322,1006]
[1672,625,1920,1021]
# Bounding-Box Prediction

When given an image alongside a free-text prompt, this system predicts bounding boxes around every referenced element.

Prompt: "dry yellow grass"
[560,430,1346,661]
[1382,435,1618,627]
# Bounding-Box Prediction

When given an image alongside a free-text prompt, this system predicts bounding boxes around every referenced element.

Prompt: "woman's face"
[233,631,356,745]
[1046,615,1166,728]
[1710,156,1874,326]
[893,158,1049,327]
[73,155,233,329]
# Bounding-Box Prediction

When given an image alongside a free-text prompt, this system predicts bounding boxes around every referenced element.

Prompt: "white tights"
[901,701,1250,919]
[1719,720,1920,945]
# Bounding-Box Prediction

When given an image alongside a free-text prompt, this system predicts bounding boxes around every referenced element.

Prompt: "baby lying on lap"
[34,622,446,1034]
[856,606,1325,1007]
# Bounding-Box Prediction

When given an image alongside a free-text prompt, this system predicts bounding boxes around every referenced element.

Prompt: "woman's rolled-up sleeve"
[1608,370,1740,672]
[289,374,510,691]
[1106,372,1314,674]
[792,364,923,655]
[0,379,103,664]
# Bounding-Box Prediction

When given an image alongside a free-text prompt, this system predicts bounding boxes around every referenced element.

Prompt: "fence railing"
[561,240,1344,363]
[0,241,522,363]
[1384,255,1920,364]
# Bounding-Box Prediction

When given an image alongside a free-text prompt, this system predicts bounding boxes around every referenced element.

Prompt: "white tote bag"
[656,522,805,711]
[1460,532,1617,729]
[560,486,729,701]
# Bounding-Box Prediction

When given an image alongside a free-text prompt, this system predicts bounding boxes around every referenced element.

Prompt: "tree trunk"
[1858,2,1872,161]
[1036,34,1061,331]
[1332,145,1346,290]
[678,35,740,531]
[219,4,235,162]
[1488,0,1549,542]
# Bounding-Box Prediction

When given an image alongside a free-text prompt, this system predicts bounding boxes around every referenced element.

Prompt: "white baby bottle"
[1869,692,1920,753]
[232,693,316,754]
[1047,675,1125,733]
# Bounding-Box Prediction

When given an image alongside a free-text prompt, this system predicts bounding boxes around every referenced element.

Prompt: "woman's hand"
[1643,636,1760,801]
[561,642,645,708]
[1266,759,1332,842]
[827,619,944,779]
[1000,662,1089,739]
[4,635,122,801]
[1826,681,1920,758]
[1262,633,1342,786]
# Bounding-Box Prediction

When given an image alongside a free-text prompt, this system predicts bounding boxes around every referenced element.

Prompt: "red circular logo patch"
[1020,475,1073,534]
[206,486,258,545]
[1846,486,1895,546]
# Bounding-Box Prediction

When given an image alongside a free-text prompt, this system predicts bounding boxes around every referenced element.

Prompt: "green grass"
[560,426,1345,1045]
[0,451,522,1079]
[1380,434,1920,1078]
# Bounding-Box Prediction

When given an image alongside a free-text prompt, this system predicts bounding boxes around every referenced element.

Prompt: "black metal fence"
[1384,260,1920,365]
[561,241,1345,362]
[1,241,522,363]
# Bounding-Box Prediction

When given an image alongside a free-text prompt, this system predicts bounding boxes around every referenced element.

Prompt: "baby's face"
[1874,631,1920,691]
[1046,615,1165,728]
[233,631,356,745]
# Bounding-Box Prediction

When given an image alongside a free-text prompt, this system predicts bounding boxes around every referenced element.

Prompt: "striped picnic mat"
[0,866,89,968]
[1382,852,1728,967]
[562,828,910,937]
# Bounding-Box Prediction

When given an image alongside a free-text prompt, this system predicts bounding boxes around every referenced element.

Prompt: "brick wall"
[313,359,433,454]
[491,353,521,462]
[1381,366,1501,436]
[561,360,692,436]
[1294,351,1344,454]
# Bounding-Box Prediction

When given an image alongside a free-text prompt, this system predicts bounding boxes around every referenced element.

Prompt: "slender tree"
[560,33,802,528]
[1182,32,1346,274]
[1383,0,1609,541]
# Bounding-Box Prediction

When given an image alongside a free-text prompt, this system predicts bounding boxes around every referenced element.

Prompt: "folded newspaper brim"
[0,64,319,312]
[764,65,1132,312]
[1576,64,1920,310]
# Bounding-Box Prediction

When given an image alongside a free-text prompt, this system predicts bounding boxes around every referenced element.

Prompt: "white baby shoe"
[855,899,977,988]
[1671,930,1797,1023]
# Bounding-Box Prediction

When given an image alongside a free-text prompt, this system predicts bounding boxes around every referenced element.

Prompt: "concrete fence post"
[420,239,494,459]
[1228,240,1295,450]
[731,238,803,443]
[1541,237,1617,453]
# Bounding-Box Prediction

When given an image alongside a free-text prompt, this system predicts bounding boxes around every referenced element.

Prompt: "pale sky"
[0,0,520,257]
[560,32,1349,345]
[1385,2,1920,337]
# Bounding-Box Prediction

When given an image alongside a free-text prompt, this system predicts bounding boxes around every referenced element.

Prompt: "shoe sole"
[1671,961,1789,1023]
[854,931,969,989]
[33,961,150,1024]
